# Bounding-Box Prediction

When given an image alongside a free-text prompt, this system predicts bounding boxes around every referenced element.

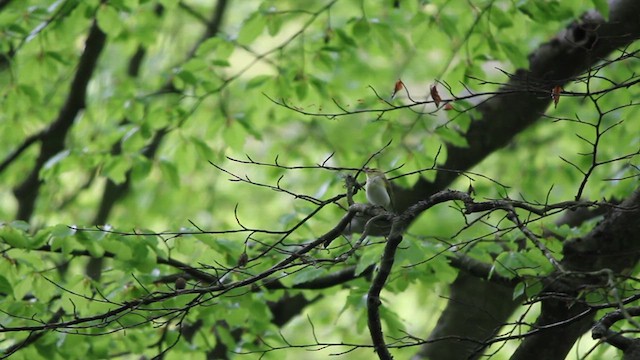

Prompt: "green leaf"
[32,227,55,249]
[238,13,266,45]
[352,18,370,38]
[40,150,70,180]
[0,275,14,298]
[102,236,133,261]
[246,75,272,90]
[291,266,326,285]
[517,1,544,22]
[489,7,513,29]
[222,124,247,150]
[534,1,574,21]
[439,13,459,37]
[211,59,230,67]
[158,0,178,9]
[121,126,147,152]
[103,155,131,184]
[513,282,526,300]
[52,224,76,238]
[493,250,551,279]
[76,231,106,258]
[9,220,30,232]
[13,274,34,300]
[127,240,155,271]
[517,0,575,23]
[196,38,224,57]
[0,225,28,248]
[435,127,469,148]
[191,137,215,160]
[380,306,405,337]
[96,4,123,35]
[17,84,41,101]
[131,156,152,181]
[513,278,543,299]
[7,24,28,36]
[334,28,356,47]
[356,244,384,276]
[265,13,283,36]
[294,79,308,100]
[205,238,243,262]
[139,233,166,259]
[176,69,198,85]
[50,228,81,255]
[499,41,527,68]
[44,51,69,66]
[159,159,180,188]
[216,325,236,351]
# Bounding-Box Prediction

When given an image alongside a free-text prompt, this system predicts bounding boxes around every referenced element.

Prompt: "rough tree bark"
[511,190,640,360]
[407,0,640,359]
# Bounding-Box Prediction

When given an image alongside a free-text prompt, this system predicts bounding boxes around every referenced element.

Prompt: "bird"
[323,168,394,249]
[364,167,394,212]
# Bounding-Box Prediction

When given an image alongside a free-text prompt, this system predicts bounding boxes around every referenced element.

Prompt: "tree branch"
[13,17,107,220]
[87,0,228,280]
[511,188,640,360]
[400,0,640,208]
[407,2,640,358]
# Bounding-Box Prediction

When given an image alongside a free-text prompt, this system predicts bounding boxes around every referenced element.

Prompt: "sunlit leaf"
[435,127,469,148]
[159,159,180,188]
[238,13,266,45]
[96,4,123,35]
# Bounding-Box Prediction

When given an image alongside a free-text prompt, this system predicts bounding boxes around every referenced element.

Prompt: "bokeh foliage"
[0,0,638,359]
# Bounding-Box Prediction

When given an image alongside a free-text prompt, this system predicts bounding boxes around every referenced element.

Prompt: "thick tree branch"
[413,273,520,360]
[87,0,227,280]
[13,18,107,221]
[510,188,640,360]
[368,232,403,360]
[0,0,12,11]
[264,265,373,290]
[95,3,226,205]
[398,0,640,209]
[368,190,528,359]
[417,200,618,359]
[0,131,44,173]
[592,307,640,360]
[407,2,640,359]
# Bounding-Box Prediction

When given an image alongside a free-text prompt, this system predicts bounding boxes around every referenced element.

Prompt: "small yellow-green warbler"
[364,168,394,211]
